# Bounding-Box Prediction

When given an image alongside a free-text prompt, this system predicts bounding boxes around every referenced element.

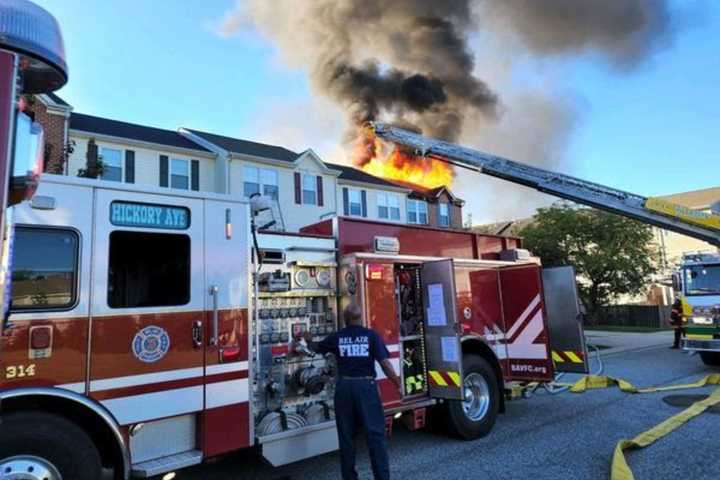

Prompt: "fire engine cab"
[0,174,585,480]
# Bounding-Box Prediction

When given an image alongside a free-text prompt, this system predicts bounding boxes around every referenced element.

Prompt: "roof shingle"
[70,113,211,152]
[185,129,299,161]
[326,163,406,189]
[659,187,720,210]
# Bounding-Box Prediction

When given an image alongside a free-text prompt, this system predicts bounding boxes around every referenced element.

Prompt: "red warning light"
[366,264,383,281]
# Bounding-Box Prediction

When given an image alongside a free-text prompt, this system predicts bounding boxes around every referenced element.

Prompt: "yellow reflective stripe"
[565,351,583,363]
[429,370,447,387]
[447,371,461,387]
[551,351,564,363]
[686,334,713,340]
[611,385,720,480]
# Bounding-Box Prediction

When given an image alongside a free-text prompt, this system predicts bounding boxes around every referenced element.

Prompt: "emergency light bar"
[0,0,68,92]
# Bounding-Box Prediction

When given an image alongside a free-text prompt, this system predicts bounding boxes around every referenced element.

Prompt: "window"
[108,231,190,308]
[243,166,278,200]
[101,147,122,182]
[348,189,363,216]
[11,227,79,311]
[171,158,189,190]
[302,173,317,205]
[439,203,450,227]
[407,199,428,225]
[683,265,720,296]
[378,192,401,220]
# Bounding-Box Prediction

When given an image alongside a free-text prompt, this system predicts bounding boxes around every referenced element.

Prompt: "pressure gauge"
[295,269,310,288]
[316,268,332,288]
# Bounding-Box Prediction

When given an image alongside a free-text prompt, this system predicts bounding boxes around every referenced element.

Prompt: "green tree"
[520,202,658,320]
[77,138,104,178]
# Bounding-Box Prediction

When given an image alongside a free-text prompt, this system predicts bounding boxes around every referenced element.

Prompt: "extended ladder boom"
[373,123,720,247]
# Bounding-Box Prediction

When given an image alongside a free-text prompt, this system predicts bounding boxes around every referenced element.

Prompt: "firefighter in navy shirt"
[301,303,401,480]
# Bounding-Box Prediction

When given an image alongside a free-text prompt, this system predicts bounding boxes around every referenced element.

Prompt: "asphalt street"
[166,334,720,480]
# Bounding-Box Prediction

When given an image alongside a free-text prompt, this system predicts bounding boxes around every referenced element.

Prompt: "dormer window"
[408,199,428,225]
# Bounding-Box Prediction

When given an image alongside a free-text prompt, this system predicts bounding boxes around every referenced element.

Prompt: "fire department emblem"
[132,326,170,363]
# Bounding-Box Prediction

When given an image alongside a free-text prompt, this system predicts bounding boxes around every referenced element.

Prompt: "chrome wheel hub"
[462,372,490,422]
[0,456,62,480]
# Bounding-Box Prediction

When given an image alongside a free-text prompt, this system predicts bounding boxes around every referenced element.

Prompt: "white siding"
[336,184,408,224]
[67,136,215,192]
[229,156,337,232]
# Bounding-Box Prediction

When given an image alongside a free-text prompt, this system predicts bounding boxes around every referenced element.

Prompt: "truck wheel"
[699,351,720,366]
[0,411,102,480]
[446,355,500,440]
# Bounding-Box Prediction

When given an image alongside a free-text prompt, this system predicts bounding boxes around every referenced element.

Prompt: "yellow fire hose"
[560,373,720,480]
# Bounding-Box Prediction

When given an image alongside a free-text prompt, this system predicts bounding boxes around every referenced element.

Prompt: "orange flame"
[352,126,454,189]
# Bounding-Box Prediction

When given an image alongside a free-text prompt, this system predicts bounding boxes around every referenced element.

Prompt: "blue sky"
[36,0,719,222]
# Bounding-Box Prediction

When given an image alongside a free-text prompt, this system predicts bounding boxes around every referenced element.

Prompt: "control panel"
[252,233,338,437]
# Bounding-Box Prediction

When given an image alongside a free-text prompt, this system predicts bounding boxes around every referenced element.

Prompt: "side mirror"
[671,272,682,293]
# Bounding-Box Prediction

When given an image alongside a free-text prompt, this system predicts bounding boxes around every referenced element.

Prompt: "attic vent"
[259,249,285,264]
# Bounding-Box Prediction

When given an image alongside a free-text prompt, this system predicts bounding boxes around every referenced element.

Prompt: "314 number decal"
[5,364,36,379]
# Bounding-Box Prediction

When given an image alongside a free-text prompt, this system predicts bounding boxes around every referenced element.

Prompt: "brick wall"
[25,95,69,174]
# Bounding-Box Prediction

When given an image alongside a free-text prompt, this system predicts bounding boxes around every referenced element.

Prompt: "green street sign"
[110,201,190,230]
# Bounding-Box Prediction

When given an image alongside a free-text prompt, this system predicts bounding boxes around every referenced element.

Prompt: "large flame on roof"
[352,126,454,189]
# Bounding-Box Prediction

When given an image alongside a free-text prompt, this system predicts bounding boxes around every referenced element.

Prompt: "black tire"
[0,411,102,480]
[700,351,720,366]
[445,355,500,440]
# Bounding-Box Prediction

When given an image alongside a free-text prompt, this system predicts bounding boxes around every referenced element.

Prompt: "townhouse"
[25,94,465,232]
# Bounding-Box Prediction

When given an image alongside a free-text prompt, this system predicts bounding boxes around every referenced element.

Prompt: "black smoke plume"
[220,0,673,155]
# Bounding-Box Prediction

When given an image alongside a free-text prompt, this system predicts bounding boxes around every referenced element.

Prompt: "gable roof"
[184,129,299,161]
[326,163,407,189]
[45,92,70,107]
[659,187,720,210]
[70,113,211,152]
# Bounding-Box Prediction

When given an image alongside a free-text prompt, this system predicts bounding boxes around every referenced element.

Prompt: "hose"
[525,336,604,396]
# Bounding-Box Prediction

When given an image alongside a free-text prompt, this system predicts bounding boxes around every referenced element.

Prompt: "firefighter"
[300,303,401,480]
[669,297,685,349]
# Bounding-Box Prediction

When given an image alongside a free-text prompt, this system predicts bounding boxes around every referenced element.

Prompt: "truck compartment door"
[468,269,509,371]
[499,266,553,382]
[542,266,588,374]
[421,259,463,400]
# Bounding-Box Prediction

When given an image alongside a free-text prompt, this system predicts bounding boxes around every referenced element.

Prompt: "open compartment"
[394,264,429,399]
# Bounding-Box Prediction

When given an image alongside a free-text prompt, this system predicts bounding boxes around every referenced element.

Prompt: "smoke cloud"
[218,0,675,222]
[480,0,673,68]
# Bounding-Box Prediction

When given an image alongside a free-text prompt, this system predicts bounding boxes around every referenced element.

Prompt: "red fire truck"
[0,173,585,479]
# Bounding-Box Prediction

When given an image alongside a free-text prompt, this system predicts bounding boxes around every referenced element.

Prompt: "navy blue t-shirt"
[315,325,389,378]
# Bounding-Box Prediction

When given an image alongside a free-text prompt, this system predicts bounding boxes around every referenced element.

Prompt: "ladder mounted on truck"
[372,123,720,247]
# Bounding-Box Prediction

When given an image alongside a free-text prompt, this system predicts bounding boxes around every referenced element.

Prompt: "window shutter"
[124,150,135,183]
[191,160,200,191]
[159,155,168,187]
[294,172,301,204]
[316,175,324,206]
[361,190,367,217]
[342,187,349,216]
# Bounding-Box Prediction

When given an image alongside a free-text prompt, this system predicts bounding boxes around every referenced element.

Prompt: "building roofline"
[70,129,217,159]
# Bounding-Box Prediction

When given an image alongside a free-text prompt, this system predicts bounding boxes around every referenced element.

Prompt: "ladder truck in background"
[372,122,720,365]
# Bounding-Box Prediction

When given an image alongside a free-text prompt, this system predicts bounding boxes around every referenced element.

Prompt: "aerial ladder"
[372,123,720,247]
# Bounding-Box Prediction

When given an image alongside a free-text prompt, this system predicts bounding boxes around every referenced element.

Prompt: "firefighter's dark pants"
[673,326,685,348]
[334,377,390,480]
